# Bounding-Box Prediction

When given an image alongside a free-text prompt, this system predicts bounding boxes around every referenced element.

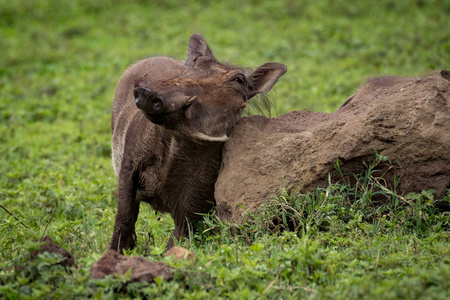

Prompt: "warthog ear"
[248,63,287,99]
[185,33,216,67]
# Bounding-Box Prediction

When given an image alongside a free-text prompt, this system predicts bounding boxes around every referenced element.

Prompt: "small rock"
[90,250,174,283]
[165,247,196,261]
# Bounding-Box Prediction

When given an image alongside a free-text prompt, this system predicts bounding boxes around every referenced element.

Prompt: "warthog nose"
[134,87,163,113]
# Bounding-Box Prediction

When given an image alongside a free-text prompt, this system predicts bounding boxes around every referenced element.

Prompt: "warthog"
[110,34,286,252]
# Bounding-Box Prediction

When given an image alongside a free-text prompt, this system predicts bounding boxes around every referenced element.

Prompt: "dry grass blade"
[41,204,57,239]
[0,204,29,229]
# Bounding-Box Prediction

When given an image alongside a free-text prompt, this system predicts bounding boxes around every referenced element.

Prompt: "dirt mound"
[90,250,174,283]
[37,235,76,268]
[215,72,450,223]
[13,235,76,273]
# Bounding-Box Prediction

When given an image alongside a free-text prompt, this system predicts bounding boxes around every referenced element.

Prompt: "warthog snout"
[134,86,197,125]
[134,87,162,112]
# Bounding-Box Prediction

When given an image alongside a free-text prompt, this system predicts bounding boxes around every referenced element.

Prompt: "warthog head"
[133,34,286,142]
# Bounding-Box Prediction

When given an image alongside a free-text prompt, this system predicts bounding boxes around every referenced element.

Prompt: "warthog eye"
[233,75,246,85]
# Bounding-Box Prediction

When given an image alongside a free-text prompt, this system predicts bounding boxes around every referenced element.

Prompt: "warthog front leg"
[111,170,140,253]
[166,216,189,250]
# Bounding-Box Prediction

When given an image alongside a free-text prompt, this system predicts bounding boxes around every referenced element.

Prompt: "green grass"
[1,0,449,299]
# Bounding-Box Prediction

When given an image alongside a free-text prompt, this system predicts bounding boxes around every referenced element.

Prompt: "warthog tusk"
[185,95,197,106]
[192,132,228,142]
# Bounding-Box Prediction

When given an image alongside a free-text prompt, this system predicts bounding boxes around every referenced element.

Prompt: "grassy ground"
[1,0,449,298]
